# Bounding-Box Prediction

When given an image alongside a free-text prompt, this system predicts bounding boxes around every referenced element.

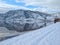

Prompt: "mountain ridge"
[0,9,52,32]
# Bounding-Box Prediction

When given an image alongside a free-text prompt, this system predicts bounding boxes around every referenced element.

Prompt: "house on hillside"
[53,12,60,23]
[54,18,60,23]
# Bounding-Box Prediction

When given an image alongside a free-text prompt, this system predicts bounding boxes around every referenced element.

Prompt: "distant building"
[52,12,60,23]
[54,18,60,23]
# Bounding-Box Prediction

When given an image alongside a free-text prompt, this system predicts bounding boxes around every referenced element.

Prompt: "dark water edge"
[0,34,19,41]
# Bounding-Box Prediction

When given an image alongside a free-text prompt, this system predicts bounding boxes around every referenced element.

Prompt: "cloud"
[15,0,60,12]
[15,0,22,3]
[0,0,60,13]
[0,1,31,13]
[24,0,60,9]
[33,7,58,14]
[0,0,38,13]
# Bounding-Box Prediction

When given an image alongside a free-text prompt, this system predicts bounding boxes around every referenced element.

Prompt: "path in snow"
[0,22,60,45]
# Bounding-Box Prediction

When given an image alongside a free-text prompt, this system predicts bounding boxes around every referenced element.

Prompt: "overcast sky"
[0,0,60,13]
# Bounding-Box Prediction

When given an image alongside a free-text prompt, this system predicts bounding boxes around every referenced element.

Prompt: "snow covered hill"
[0,27,21,41]
[0,22,60,45]
[0,9,53,31]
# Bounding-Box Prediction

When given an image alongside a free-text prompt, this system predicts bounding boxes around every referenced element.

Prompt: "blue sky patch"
[3,0,25,6]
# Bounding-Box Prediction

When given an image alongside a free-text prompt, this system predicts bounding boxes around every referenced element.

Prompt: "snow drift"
[0,22,60,45]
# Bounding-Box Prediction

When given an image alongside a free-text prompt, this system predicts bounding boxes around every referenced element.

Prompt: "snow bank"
[0,22,60,45]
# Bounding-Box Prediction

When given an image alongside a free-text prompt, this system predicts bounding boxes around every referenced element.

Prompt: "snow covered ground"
[0,22,60,45]
[0,27,23,41]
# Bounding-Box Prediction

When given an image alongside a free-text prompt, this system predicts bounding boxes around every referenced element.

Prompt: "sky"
[0,0,60,13]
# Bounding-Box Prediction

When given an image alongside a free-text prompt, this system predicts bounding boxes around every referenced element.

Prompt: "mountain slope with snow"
[0,22,60,45]
[0,9,53,31]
